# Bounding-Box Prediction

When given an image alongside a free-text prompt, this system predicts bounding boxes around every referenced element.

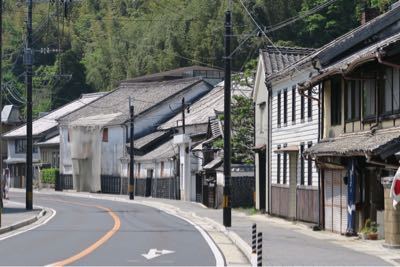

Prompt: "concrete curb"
[202,217,252,263]
[0,205,46,235]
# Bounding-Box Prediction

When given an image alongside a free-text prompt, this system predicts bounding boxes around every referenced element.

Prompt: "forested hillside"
[2,0,396,116]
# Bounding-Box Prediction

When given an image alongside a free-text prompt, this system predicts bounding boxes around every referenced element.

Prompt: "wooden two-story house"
[304,32,400,244]
[254,3,400,229]
[254,46,318,223]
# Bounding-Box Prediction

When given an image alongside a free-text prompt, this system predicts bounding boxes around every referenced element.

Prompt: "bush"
[41,168,58,184]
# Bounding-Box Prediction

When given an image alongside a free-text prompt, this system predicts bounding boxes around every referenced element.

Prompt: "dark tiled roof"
[125,65,223,83]
[5,92,105,138]
[58,77,206,126]
[306,128,400,157]
[261,46,315,77]
[300,32,400,91]
[159,80,252,130]
[133,131,170,150]
[270,4,400,81]
[135,138,176,161]
[159,85,224,130]
[322,32,400,73]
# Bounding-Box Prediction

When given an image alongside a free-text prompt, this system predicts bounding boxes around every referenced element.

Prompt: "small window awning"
[274,145,299,154]
[203,157,223,170]
[252,144,266,152]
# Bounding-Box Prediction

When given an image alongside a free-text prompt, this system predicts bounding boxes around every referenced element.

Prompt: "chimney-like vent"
[361,7,380,25]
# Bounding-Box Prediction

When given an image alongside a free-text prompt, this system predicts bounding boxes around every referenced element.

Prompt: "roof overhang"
[274,145,299,154]
[252,144,266,152]
[203,157,223,170]
[306,128,400,160]
[298,33,400,92]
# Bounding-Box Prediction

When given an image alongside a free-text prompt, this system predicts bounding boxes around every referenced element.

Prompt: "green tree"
[213,94,255,164]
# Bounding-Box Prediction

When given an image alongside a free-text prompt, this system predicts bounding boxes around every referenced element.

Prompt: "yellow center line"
[47,199,121,267]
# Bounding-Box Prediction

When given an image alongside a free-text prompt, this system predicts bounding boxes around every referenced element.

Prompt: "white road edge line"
[162,210,225,267]
[0,207,56,241]
[16,190,226,266]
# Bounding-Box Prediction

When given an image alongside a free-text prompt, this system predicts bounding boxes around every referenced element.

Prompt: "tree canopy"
[2,0,397,117]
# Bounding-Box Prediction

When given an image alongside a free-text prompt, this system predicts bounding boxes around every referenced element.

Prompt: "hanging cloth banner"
[390,168,400,209]
[346,158,357,235]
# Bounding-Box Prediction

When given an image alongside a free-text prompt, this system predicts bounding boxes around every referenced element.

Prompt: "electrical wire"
[237,0,302,75]
[265,0,338,34]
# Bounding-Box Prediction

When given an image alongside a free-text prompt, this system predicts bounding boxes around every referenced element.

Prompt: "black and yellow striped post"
[257,232,262,266]
[251,223,257,266]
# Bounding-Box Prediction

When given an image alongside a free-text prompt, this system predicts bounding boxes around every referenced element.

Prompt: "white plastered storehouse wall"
[253,53,269,211]
[69,113,122,192]
[270,65,320,222]
[58,79,214,184]
[174,134,192,201]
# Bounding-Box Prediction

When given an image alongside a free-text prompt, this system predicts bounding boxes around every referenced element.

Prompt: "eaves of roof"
[267,4,400,83]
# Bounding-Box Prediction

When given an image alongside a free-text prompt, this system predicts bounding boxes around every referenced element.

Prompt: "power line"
[265,0,338,33]
[237,0,303,75]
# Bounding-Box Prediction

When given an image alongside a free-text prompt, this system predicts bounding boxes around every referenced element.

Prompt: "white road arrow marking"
[142,249,175,260]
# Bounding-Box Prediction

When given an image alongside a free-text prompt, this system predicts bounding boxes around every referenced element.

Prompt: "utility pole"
[223,3,232,227]
[25,0,33,210]
[0,0,3,212]
[181,97,185,134]
[129,102,134,200]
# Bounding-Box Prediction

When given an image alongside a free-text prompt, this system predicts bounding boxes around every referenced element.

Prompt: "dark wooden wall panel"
[271,185,289,218]
[297,187,319,223]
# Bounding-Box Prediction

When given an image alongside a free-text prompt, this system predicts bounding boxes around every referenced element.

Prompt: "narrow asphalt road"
[0,192,218,266]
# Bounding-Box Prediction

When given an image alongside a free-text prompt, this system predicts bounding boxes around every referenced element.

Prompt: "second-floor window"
[283,89,288,125]
[363,79,376,119]
[102,128,109,142]
[301,95,305,122]
[277,92,281,127]
[292,86,296,123]
[15,139,26,154]
[308,88,312,119]
[15,139,37,154]
[345,80,361,122]
[331,78,342,126]
[382,67,400,115]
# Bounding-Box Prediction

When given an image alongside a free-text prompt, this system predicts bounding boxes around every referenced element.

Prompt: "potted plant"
[359,219,379,240]
[367,221,379,240]
[359,228,368,240]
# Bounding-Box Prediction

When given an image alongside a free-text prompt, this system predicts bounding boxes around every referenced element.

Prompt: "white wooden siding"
[270,67,319,186]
